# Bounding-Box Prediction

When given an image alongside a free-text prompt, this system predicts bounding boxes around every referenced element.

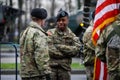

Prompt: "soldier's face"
[57,16,69,31]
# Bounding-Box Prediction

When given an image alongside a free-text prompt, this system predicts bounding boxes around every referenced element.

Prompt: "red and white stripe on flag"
[93,57,107,80]
[92,0,120,46]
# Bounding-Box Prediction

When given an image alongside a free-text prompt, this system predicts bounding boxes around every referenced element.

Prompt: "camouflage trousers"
[21,76,46,80]
[85,66,94,80]
[51,67,71,80]
[106,46,120,80]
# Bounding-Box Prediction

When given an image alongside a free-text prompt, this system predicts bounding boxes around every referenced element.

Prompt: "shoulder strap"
[32,26,48,36]
[38,28,48,36]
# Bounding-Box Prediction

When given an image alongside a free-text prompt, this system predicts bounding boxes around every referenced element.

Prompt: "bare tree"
[34,0,41,8]
[7,0,14,42]
[38,0,41,7]
[77,0,81,9]
[68,0,72,12]
[17,0,23,42]
[5,0,8,5]
[24,0,28,28]
[64,0,72,12]
[34,0,37,8]
[9,0,12,6]
[50,0,55,16]
[29,0,34,11]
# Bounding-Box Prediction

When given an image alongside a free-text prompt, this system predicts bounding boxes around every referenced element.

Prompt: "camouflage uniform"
[96,15,120,80]
[47,27,81,80]
[20,21,51,80]
[82,24,95,80]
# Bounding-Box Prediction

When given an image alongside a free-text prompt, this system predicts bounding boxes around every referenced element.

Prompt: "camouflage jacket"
[20,21,51,78]
[47,27,81,71]
[95,14,120,62]
[82,25,95,66]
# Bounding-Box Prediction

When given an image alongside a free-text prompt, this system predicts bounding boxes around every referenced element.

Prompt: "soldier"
[20,8,51,80]
[82,16,95,80]
[47,10,81,80]
[82,11,95,80]
[95,14,120,80]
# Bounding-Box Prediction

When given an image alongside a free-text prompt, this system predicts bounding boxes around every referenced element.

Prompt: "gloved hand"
[45,74,51,80]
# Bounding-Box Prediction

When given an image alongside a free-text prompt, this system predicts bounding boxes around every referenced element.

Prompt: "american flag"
[92,0,120,80]
[93,57,107,80]
[92,0,120,46]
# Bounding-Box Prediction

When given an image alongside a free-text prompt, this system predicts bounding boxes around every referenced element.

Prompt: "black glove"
[45,74,51,80]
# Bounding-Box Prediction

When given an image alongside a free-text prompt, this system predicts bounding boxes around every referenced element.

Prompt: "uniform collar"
[55,27,70,36]
[29,21,45,33]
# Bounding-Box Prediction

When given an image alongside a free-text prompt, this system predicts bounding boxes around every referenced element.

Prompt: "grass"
[71,63,85,69]
[1,63,20,69]
[1,63,85,69]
